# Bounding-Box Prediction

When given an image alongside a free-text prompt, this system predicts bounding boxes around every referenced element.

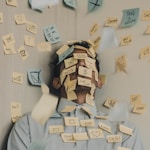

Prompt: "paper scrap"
[107,134,122,143]
[24,35,35,47]
[26,22,37,34]
[6,0,17,7]
[43,25,61,44]
[63,0,76,9]
[120,35,132,46]
[64,117,79,126]
[88,128,104,139]
[120,8,140,27]
[99,122,111,133]
[73,133,89,141]
[119,124,133,136]
[61,133,75,142]
[37,42,52,52]
[12,72,23,84]
[0,12,3,23]
[14,14,26,24]
[105,17,118,27]
[18,46,29,60]
[100,27,118,51]
[139,46,150,59]
[11,102,22,123]
[88,0,103,12]
[141,10,150,21]
[49,125,64,134]
[31,84,58,124]
[27,69,43,86]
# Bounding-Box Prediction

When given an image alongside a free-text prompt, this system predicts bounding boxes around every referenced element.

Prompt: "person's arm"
[7,116,31,150]
[121,122,144,150]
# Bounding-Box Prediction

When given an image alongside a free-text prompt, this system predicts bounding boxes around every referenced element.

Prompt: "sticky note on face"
[78,77,92,87]
[78,66,92,78]
[132,104,146,114]
[64,57,78,68]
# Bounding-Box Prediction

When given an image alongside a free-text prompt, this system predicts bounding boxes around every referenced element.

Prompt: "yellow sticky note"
[85,57,96,71]
[14,14,26,24]
[141,10,150,21]
[26,22,37,34]
[64,65,76,76]
[99,122,111,133]
[95,116,109,120]
[92,36,101,50]
[56,45,69,55]
[120,35,132,46]
[67,90,77,101]
[61,133,75,143]
[86,93,95,106]
[90,23,99,36]
[49,125,64,134]
[12,72,23,84]
[105,17,118,27]
[64,57,78,68]
[18,46,29,60]
[73,133,89,141]
[78,77,92,88]
[99,74,106,85]
[144,25,150,34]
[130,94,142,106]
[82,106,93,116]
[107,134,122,143]
[0,12,3,23]
[6,0,17,7]
[73,53,87,59]
[74,45,88,51]
[116,55,127,72]
[80,119,95,127]
[37,42,52,52]
[24,35,35,47]
[64,117,79,126]
[3,33,16,45]
[117,147,131,150]
[139,46,150,59]
[78,66,92,78]
[88,128,104,139]
[61,106,76,113]
[3,43,16,55]
[11,102,22,123]
[119,124,133,136]
[103,98,117,108]
[132,104,146,114]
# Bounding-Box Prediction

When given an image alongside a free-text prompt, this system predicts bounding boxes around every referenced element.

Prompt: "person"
[7,41,143,150]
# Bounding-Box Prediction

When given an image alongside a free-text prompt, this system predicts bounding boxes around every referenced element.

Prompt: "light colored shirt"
[7,98,144,150]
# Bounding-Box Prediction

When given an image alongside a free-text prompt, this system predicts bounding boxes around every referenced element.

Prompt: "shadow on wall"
[1,123,14,150]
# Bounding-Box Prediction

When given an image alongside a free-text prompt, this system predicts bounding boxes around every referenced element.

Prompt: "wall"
[0,0,149,149]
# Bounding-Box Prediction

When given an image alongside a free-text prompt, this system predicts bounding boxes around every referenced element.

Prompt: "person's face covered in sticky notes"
[52,46,102,103]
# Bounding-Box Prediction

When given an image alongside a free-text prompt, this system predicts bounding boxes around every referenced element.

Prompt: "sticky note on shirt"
[119,124,133,135]
[73,132,89,141]
[61,133,75,142]
[49,125,64,134]
[64,117,79,126]
[88,128,104,139]
[99,122,111,133]
[63,0,76,9]
[107,134,122,143]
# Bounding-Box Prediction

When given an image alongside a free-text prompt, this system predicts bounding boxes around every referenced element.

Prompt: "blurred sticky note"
[12,72,23,84]
[27,69,43,86]
[43,25,61,44]
[100,27,118,51]
[132,104,146,114]
[99,74,106,85]
[6,0,17,7]
[63,0,76,9]
[103,97,117,108]
[141,10,150,21]
[116,55,127,72]
[18,46,29,60]
[88,0,103,12]
[3,43,16,55]
[2,33,16,45]
[24,35,35,47]
[130,94,142,106]
[26,22,37,34]
[120,35,132,46]
[120,8,140,27]
[144,25,150,34]
[139,46,150,59]
[117,147,131,150]
[14,14,27,24]
[90,23,99,36]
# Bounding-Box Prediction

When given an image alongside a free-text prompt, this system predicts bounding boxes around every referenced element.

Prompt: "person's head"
[49,40,102,103]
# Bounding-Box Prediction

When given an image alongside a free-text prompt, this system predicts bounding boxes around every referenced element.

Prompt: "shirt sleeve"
[121,122,144,150]
[7,116,31,150]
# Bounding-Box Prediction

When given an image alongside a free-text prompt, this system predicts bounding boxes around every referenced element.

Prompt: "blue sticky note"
[57,46,74,64]
[120,8,140,27]
[63,0,76,9]
[27,69,43,86]
[88,0,103,12]
[43,25,61,44]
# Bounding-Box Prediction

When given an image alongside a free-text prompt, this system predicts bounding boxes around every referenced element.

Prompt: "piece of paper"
[31,84,58,124]
[95,115,109,120]
[92,36,101,50]
[12,72,23,84]
[43,25,61,44]
[37,42,52,52]
[0,12,3,23]
[24,35,35,47]
[88,0,103,12]
[73,133,89,141]
[141,10,150,21]
[18,46,29,60]
[88,128,104,139]
[61,133,75,142]
[78,77,92,88]
[61,106,76,113]
[11,102,22,123]
[120,35,132,46]
[14,14,27,24]
[73,53,87,59]
[120,8,140,27]
[90,23,99,36]
[81,106,93,116]
[78,66,92,78]
[49,125,64,134]
[27,69,43,86]
[26,21,37,34]
[100,27,118,51]
[99,122,111,133]
[105,17,118,27]
[86,93,95,106]
[67,90,77,100]
[119,124,133,136]
[6,0,17,7]
[107,134,122,143]
[80,119,95,127]
[117,147,131,150]
[99,74,106,85]
[139,46,150,59]
[63,0,76,9]
[64,65,76,76]
[64,117,79,126]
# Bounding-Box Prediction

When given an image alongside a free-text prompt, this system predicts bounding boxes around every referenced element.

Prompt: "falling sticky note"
[43,25,61,44]
[100,27,118,51]
[120,8,140,27]
[63,0,76,9]
[27,69,43,86]
[88,0,103,12]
